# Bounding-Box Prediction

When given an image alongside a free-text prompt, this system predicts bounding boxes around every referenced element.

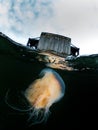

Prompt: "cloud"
[51,0,98,54]
[0,0,54,42]
[0,0,98,54]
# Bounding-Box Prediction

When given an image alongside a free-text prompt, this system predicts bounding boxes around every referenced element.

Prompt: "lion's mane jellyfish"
[24,68,65,125]
[5,68,65,125]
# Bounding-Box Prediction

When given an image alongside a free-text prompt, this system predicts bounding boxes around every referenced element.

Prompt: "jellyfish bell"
[24,68,65,125]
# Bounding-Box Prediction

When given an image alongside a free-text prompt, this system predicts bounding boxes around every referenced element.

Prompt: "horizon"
[0,31,97,56]
[0,0,98,55]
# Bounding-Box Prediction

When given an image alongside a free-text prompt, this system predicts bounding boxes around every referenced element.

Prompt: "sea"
[0,35,98,129]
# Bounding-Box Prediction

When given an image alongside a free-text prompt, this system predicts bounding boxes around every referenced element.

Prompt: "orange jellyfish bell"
[25,68,65,125]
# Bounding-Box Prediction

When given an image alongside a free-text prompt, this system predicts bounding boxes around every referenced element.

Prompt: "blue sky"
[0,0,98,55]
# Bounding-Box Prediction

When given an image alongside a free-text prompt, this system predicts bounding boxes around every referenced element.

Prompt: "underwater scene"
[0,33,98,129]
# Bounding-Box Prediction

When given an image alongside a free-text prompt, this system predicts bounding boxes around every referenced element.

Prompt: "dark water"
[0,34,98,129]
[0,53,98,130]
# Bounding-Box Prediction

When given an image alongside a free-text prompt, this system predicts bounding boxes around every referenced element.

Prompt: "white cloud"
[0,1,11,29]
[51,0,98,54]
[0,0,53,40]
[0,0,98,54]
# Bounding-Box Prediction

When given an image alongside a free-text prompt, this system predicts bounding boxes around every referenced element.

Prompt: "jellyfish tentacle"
[27,107,50,126]
[5,89,33,112]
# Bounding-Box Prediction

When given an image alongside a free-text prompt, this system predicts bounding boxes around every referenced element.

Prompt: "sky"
[0,0,98,55]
